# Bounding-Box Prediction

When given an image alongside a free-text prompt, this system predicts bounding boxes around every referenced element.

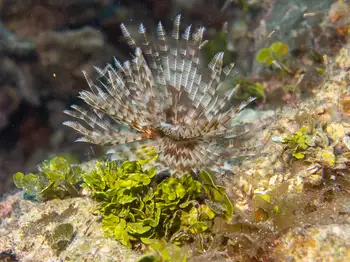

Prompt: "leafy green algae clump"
[256,41,293,75]
[13,155,233,252]
[82,160,233,248]
[13,156,82,201]
[282,122,345,167]
[256,42,289,66]
[283,125,315,159]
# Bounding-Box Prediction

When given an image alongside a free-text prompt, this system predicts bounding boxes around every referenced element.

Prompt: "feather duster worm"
[63,15,260,174]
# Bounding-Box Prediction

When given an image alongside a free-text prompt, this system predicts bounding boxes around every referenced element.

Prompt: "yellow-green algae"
[9,155,233,261]
[82,159,232,249]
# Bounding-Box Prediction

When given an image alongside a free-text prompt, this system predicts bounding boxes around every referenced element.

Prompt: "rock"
[1,0,108,38]
[336,47,350,69]
[273,224,350,262]
[0,196,140,261]
[34,27,116,98]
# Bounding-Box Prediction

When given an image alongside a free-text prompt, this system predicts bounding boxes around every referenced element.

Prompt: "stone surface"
[0,197,140,262]
[273,224,350,262]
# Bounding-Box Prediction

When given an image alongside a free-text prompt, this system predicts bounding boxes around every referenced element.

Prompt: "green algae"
[49,223,74,254]
[256,42,289,66]
[82,160,232,248]
[12,155,233,254]
[13,156,82,201]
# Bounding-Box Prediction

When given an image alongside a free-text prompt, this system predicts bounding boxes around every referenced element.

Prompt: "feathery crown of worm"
[63,14,259,174]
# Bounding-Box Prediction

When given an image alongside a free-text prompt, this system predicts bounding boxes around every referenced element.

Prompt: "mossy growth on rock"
[137,239,187,262]
[48,223,75,255]
[282,122,348,168]
[283,125,315,159]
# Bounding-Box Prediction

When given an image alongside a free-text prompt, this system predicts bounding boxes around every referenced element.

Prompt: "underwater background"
[1,0,350,261]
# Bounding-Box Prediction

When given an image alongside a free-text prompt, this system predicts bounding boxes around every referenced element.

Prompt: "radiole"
[63,14,260,174]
